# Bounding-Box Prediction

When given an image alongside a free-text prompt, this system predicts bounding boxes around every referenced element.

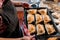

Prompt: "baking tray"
[24,7,47,35]
[24,7,58,40]
[24,8,36,35]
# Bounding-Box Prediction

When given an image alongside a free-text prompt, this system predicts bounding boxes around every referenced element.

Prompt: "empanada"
[27,14,34,23]
[44,15,51,23]
[27,9,37,14]
[45,24,55,34]
[36,24,45,35]
[35,14,43,24]
[38,9,47,15]
[28,24,35,34]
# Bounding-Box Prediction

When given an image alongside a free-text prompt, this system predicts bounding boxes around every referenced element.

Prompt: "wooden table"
[0,38,21,40]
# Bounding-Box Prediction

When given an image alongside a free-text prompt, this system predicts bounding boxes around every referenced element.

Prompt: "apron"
[0,0,23,38]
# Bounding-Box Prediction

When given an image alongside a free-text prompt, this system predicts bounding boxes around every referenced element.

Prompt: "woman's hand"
[0,36,35,40]
[22,36,35,40]
[22,35,35,40]
[22,36,31,40]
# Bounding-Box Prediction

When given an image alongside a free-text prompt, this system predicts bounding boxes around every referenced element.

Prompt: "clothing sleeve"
[0,16,7,34]
[2,0,19,37]
[23,24,30,36]
[1,0,23,37]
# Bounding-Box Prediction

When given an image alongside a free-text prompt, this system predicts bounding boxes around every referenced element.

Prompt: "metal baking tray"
[24,7,58,40]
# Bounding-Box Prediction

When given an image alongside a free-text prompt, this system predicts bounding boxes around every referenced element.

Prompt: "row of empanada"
[44,15,51,23]
[27,14,51,24]
[28,24,56,35]
[27,14,43,24]
[27,9,47,15]
[36,14,51,23]
[28,24,45,35]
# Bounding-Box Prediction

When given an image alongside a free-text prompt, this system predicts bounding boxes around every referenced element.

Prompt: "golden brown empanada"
[35,14,43,24]
[27,9,37,14]
[27,14,34,23]
[38,9,47,15]
[36,24,45,35]
[44,15,51,23]
[45,24,55,34]
[28,24,35,34]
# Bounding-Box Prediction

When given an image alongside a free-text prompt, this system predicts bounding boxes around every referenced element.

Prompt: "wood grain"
[0,38,21,40]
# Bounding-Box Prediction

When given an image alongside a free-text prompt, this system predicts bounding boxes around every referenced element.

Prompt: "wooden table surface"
[0,38,21,40]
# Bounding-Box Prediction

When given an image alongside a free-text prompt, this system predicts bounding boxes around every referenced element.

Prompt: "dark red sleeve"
[23,24,30,36]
